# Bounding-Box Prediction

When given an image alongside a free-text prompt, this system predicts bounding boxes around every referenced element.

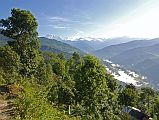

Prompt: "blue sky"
[1,0,159,39]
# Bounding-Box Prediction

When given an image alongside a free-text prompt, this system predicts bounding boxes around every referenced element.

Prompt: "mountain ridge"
[93,38,159,59]
[62,37,138,53]
[0,34,85,58]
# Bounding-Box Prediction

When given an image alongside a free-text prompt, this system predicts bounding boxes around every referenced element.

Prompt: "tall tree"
[47,53,75,114]
[67,52,82,78]
[118,84,138,107]
[75,55,111,119]
[0,8,42,76]
[138,87,155,114]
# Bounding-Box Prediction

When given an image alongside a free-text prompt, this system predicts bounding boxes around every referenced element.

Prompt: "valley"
[103,59,149,87]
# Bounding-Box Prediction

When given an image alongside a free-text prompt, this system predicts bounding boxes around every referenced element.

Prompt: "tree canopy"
[0,8,42,76]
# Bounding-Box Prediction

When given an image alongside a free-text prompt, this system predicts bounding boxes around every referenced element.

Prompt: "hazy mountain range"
[45,35,139,53]
[93,38,159,59]
[61,37,139,53]
[1,33,159,89]
[93,38,159,88]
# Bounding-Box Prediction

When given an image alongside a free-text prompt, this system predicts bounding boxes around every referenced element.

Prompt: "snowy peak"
[45,34,62,41]
[66,36,139,42]
[66,37,106,41]
[77,37,106,41]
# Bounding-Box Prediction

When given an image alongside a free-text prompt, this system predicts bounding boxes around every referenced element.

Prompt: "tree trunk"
[69,105,71,115]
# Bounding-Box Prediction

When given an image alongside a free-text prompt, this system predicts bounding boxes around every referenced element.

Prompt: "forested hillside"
[40,37,85,58]
[0,34,85,59]
[0,8,159,120]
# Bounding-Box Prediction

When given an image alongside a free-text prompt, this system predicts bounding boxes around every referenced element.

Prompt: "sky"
[1,0,159,39]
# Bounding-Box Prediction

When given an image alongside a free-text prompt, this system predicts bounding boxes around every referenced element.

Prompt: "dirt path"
[0,86,16,120]
[0,99,12,120]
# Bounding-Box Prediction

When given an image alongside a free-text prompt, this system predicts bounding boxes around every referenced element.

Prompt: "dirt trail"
[0,99,13,120]
[0,85,16,120]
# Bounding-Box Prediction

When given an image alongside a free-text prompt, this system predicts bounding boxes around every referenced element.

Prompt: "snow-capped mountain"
[65,37,107,41]
[44,35,141,53]
[45,34,62,41]
[63,37,139,53]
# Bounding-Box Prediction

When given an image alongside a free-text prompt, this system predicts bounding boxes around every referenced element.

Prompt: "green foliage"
[138,87,156,116]
[67,52,82,80]
[1,8,38,39]
[154,96,159,119]
[75,55,107,105]
[0,45,21,73]
[106,73,119,92]
[0,68,22,84]
[0,8,42,76]
[74,55,120,119]
[118,84,138,107]
[13,79,79,120]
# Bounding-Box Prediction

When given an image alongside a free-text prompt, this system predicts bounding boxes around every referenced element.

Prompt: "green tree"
[67,52,82,78]
[0,45,21,73]
[154,96,159,120]
[104,73,121,119]
[0,8,42,76]
[75,55,111,119]
[106,73,119,92]
[138,87,155,115]
[57,52,66,60]
[47,53,75,115]
[52,60,66,76]
[118,84,138,107]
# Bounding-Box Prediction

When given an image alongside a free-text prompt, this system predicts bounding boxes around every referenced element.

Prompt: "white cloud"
[48,25,66,29]
[48,16,80,23]
[48,16,70,22]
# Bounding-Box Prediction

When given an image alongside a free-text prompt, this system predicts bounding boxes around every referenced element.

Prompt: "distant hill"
[39,37,85,58]
[133,58,159,73]
[93,39,159,88]
[93,38,159,59]
[62,37,137,53]
[133,58,159,86]
[63,39,94,53]
[111,43,159,68]
[110,43,159,86]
